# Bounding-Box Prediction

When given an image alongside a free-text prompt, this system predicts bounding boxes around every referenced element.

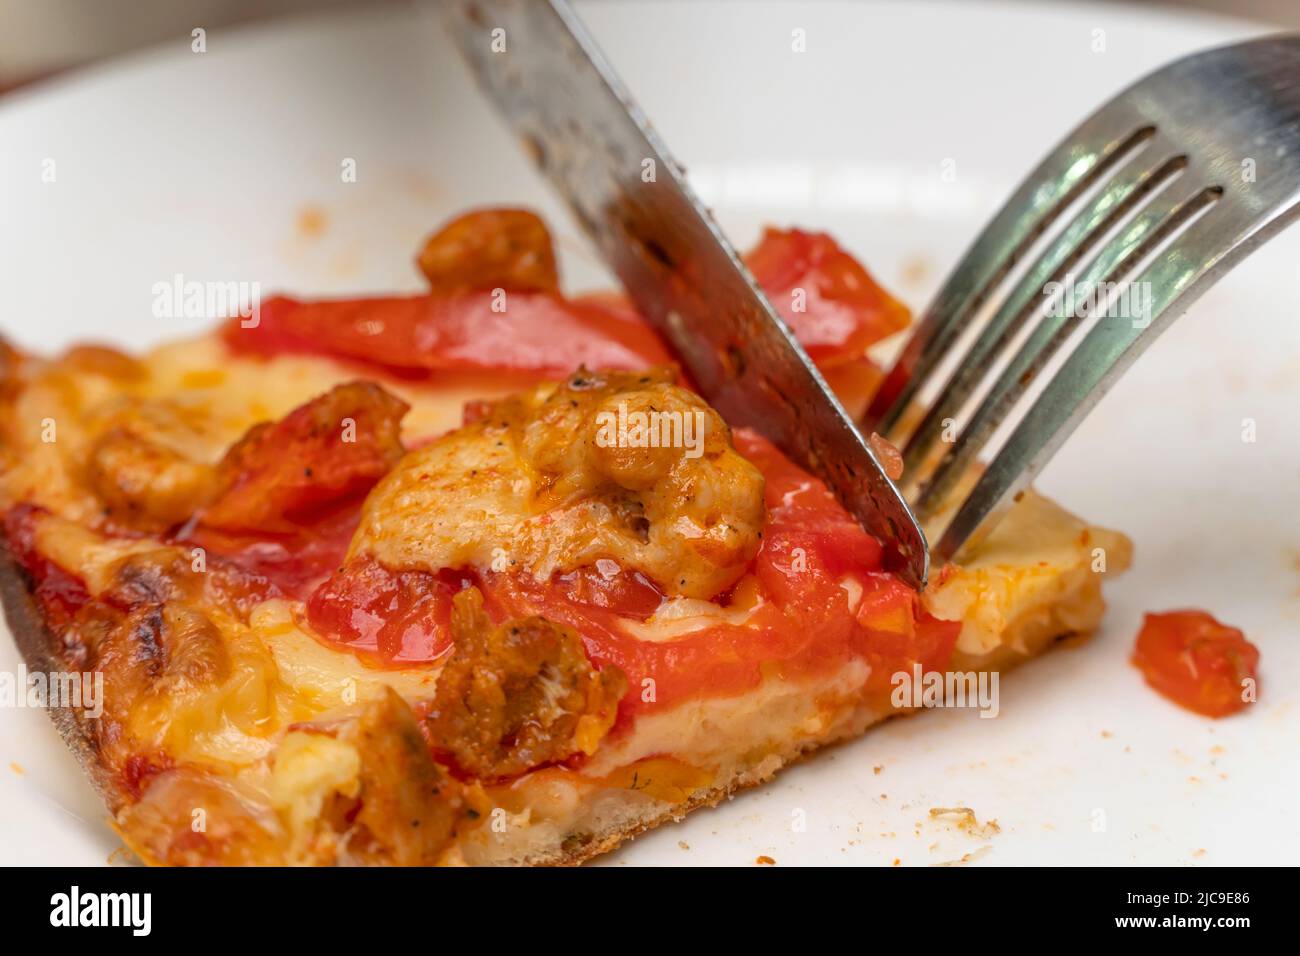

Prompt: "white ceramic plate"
[1,0,1295,867]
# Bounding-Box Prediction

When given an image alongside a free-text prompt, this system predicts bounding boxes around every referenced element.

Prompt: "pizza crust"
[0,537,126,818]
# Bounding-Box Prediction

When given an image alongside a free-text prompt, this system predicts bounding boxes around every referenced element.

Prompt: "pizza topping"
[868,431,905,481]
[821,356,886,422]
[417,207,559,295]
[270,731,362,859]
[1132,610,1260,718]
[424,587,627,780]
[86,426,219,531]
[88,599,237,748]
[60,344,149,383]
[307,425,958,717]
[305,555,462,665]
[183,382,412,599]
[76,396,223,533]
[484,429,958,715]
[224,211,911,378]
[351,367,766,600]
[104,546,275,621]
[200,381,408,533]
[338,689,462,864]
[115,766,284,866]
[225,291,673,378]
[743,227,911,366]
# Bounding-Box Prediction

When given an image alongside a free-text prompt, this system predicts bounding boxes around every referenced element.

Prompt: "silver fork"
[864,35,1300,567]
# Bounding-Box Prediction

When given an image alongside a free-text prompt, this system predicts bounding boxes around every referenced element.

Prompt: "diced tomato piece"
[735,428,885,576]
[822,356,886,421]
[186,382,409,600]
[551,565,666,620]
[868,431,904,481]
[854,574,960,698]
[417,208,559,295]
[200,381,407,533]
[744,227,910,366]
[1132,610,1260,718]
[187,501,360,601]
[306,555,465,665]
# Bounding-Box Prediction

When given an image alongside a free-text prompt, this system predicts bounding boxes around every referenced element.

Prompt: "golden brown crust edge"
[0,536,127,819]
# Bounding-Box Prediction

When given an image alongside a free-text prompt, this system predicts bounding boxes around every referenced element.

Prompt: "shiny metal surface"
[866,35,1300,563]
[443,0,929,587]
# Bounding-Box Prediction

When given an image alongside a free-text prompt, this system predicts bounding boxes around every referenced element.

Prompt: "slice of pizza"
[0,210,1130,865]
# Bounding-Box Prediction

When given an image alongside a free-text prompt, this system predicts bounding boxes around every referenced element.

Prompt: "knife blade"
[442,0,929,589]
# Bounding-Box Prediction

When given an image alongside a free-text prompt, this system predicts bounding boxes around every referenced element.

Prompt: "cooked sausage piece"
[425,587,626,780]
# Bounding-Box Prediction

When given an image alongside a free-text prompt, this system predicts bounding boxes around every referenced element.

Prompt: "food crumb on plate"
[755,855,776,866]
[928,807,1001,840]
[933,846,993,867]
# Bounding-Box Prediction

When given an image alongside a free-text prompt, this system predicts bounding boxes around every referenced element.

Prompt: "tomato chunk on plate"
[1131,610,1260,718]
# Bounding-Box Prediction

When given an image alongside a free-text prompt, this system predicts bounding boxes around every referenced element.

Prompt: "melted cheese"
[0,334,518,523]
[251,600,441,712]
[923,490,1132,659]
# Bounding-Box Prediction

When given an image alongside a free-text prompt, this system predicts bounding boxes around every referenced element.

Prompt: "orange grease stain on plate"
[296,205,329,240]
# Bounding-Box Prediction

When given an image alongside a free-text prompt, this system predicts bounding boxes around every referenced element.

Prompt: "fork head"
[864,35,1300,566]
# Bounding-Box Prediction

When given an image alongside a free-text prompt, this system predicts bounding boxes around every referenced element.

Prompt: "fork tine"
[914,177,1220,524]
[864,118,1154,440]
[898,139,1187,486]
[925,192,1299,565]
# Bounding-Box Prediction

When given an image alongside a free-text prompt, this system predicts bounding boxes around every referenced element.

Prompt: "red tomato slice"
[188,382,409,599]
[225,291,673,377]
[223,212,908,379]
[306,556,472,666]
[201,381,407,533]
[1132,610,1260,718]
[743,227,911,367]
[187,502,359,602]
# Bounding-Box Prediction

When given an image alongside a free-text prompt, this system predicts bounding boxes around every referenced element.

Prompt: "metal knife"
[442,0,929,588]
